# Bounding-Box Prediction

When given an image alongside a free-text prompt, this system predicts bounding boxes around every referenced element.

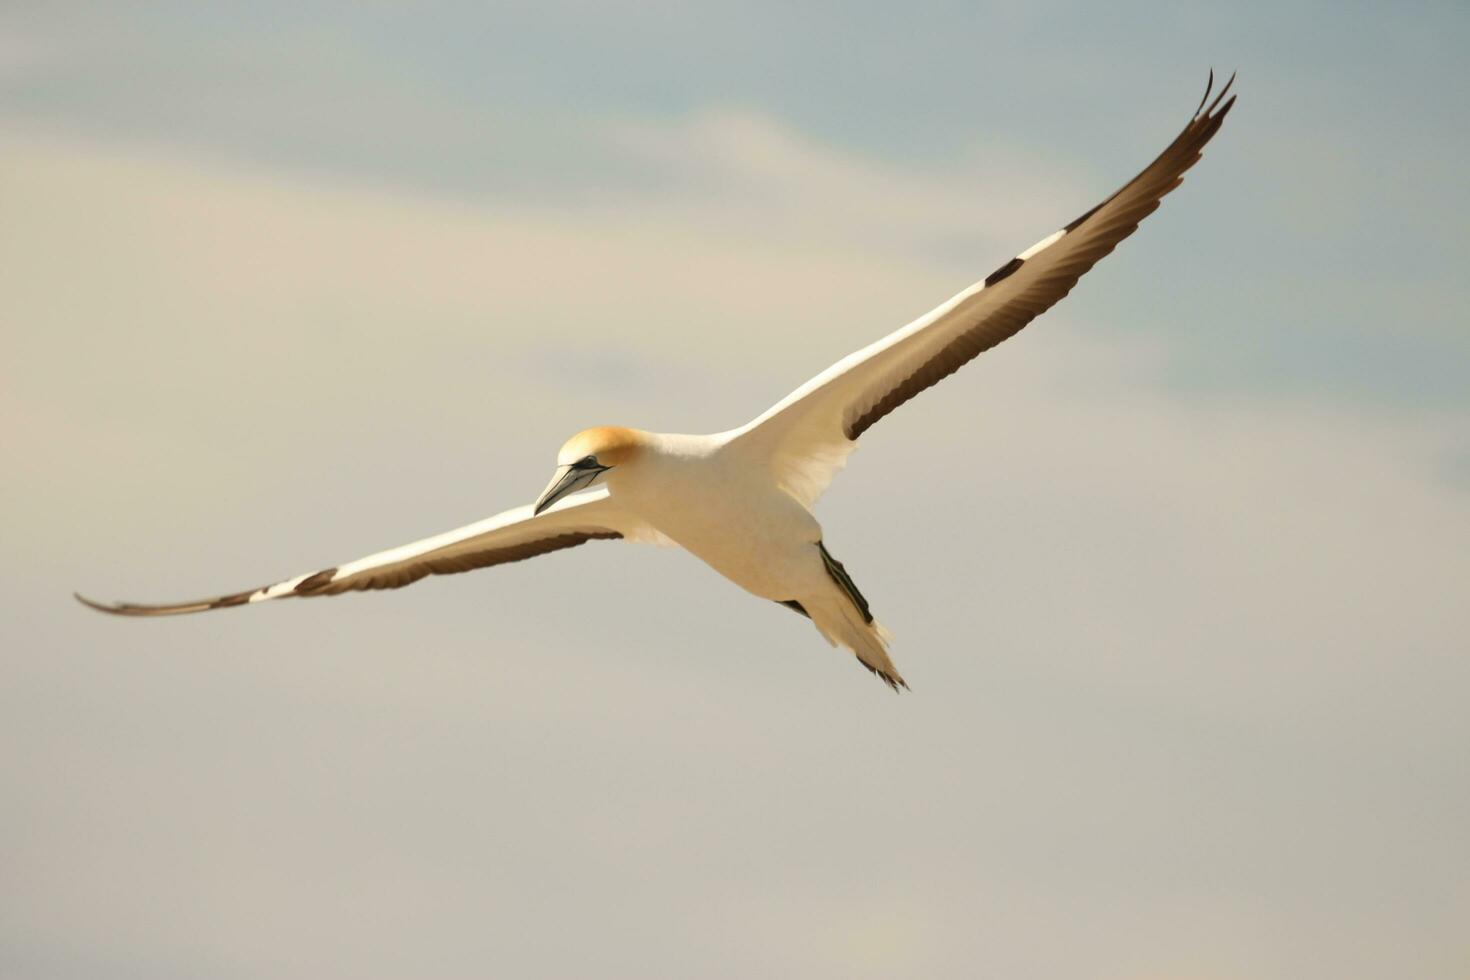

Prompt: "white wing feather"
[76,487,643,616]
[728,76,1235,506]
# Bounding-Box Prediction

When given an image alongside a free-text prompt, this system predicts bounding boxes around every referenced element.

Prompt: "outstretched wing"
[727,74,1236,506]
[75,487,634,617]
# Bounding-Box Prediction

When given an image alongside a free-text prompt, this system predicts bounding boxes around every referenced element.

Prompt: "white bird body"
[559,428,903,683]
[77,76,1237,691]
[611,433,820,600]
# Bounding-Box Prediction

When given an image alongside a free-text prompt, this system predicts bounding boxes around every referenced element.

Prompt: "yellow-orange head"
[535,426,651,515]
[556,426,649,468]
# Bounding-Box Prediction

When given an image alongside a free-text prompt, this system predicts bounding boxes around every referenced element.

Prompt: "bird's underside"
[76,74,1236,690]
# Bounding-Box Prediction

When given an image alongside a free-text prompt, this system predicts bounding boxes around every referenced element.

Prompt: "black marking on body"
[776,599,810,618]
[295,567,337,594]
[984,256,1024,286]
[210,591,253,609]
[818,541,873,624]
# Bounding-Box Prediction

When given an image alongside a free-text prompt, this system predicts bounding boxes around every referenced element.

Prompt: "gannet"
[76,75,1236,690]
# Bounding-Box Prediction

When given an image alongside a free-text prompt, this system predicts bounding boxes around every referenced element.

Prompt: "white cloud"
[601,106,1093,259]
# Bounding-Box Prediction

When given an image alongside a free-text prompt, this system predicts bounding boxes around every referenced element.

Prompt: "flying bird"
[77,75,1236,690]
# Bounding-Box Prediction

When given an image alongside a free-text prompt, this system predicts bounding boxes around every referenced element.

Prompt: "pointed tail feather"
[804,597,907,691]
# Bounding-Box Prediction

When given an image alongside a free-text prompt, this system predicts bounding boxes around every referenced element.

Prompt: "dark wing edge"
[74,530,622,618]
[845,71,1236,440]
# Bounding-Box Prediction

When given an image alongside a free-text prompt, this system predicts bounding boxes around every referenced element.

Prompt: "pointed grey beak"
[533,464,605,515]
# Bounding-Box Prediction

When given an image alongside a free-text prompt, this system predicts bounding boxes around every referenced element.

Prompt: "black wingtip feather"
[1195,69,1215,116]
[1205,71,1236,117]
[73,592,193,617]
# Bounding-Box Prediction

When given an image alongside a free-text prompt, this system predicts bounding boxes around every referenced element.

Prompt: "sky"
[2,3,1468,978]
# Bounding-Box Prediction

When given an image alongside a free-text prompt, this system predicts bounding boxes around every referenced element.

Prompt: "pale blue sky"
[4,1,1467,406]
[3,4,1467,978]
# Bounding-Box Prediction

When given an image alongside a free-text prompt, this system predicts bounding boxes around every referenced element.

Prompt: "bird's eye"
[577,455,598,468]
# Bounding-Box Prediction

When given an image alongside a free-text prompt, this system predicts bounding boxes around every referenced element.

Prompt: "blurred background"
[3,3,1467,977]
